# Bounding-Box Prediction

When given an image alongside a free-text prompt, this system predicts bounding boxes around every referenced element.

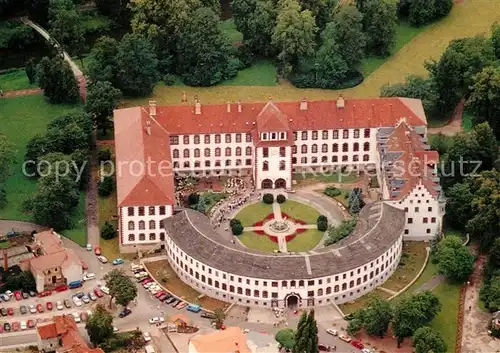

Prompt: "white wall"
[255,146,291,189]
[62,263,83,284]
[120,205,173,245]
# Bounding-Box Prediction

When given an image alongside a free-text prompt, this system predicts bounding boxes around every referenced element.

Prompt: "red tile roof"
[30,248,82,274]
[37,322,58,339]
[152,97,427,135]
[256,101,291,132]
[114,107,175,207]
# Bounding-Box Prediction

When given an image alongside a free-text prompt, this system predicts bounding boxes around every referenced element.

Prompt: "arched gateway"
[275,178,286,189]
[261,179,273,189]
[285,293,300,309]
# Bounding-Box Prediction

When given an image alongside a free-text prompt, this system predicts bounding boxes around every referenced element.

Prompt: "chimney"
[194,96,201,115]
[300,97,308,111]
[149,100,156,117]
[181,91,187,103]
[146,120,151,135]
[227,101,231,113]
[336,95,345,109]
[237,100,242,113]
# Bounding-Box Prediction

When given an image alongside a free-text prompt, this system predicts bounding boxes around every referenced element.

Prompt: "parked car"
[55,285,68,292]
[72,312,81,323]
[89,292,97,301]
[27,319,35,328]
[68,281,82,289]
[38,290,52,298]
[159,294,171,302]
[94,246,101,255]
[80,311,88,322]
[112,258,124,265]
[64,299,72,308]
[73,292,85,299]
[20,321,27,330]
[97,255,108,263]
[318,344,331,352]
[351,341,364,350]
[29,305,36,314]
[119,308,132,318]
[5,290,12,297]
[56,301,64,310]
[0,293,9,301]
[7,307,14,315]
[86,244,92,251]
[100,286,110,295]
[3,323,11,332]
[22,292,29,299]
[14,291,22,301]
[46,302,53,311]
[81,295,90,304]
[165,297,176,305]
[83,273,96,281]
[28,291,36,297]
[339,334,351,343]
[326,328,338,336]
[72,296,82,307]
[36,304,44,313]
[148,317,164,324]
[170,299,180,307]
[0,308,7,316]
[186,304,201,313]
[361,349,372,353]
[155,291,166,298]
[176,302,188,310]
[11,322,19,331]
[143,332,152,342]
[140,277,152,283]
[94,287,104,298]
[0,324,3,333]
[20,305,27,315]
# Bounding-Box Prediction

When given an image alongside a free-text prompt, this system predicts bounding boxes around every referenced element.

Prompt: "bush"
[98,149,111,162]
[276,194,286,204]
[163,74,176,86]
[231,222,244,236]
[325,218,357,245]
[188,193,200,205]
[262,193,274,204]
[98,176,114,197]
[317,215,328,231]
[317,215,327,223]
[100,221,116,240]
[290,70,364,89]
[230,219,242,228]
[324,186,341,197]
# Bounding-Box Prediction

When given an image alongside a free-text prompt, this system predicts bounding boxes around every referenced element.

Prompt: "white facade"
[165,234,403,308]
[120,205,173,245]
[255,146,291,189]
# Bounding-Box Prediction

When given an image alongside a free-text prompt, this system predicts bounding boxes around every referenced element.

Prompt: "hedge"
[276,194,286,204]
[263,193,274,204]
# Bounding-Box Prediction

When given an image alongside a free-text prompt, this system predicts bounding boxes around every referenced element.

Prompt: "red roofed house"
[37,315,104,353]
[113,96,444,250]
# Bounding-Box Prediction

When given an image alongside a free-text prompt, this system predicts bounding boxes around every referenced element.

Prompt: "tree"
[429,133,452,155]
[26,0,50,26]
[391,291,441,346]
[100,221,116,240]
[25,58,36,84]
[86,304,114,345]
[360,0,397,56]
[467,66,500,139]
[272,0,318,69]
[87,36,119,83]
[98,175,114,196]
[346,314,363,335]
[176,7,235,86]
[263,193,274,204]
[231,222,244,236]
[435,235,474,282]
[408,0,435,27]
[492,22,500,59]
[85,81,122,135]
[0,135,13,186]
[445,182,475,230]
[275,328,295,350]
[104,269,138,308]
[115,33,158,96]
[348,188,365,214]
[212,308,226,329]
[480,275,500,312]
[381,75,438,119]
[95,0,131,25]
[363,297,392,337]
[48,0,84,55]
[25,173,80,230]
[36,56,79,104]
[412,327,447,353]
[328,5,365,68]
[433,0,453,18]
[425,36,495,116]
[293,310,318,353]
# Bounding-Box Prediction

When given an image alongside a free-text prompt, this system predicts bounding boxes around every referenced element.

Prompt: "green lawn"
[221,60,277,87]
[218,18,243,43]
[0,68,37,92]
[361,20,428,76]
[293,172,359,185]
[462,110,474,132]
[280,200,321,224]
[0,95,85,243]
[287,229,324,252]
[238,231,279,252]
[339,289,392,315]
[429,282,461,352]
[234,202,273,227]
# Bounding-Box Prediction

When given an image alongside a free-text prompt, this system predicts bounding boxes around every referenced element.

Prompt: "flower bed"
[251,213,308,242]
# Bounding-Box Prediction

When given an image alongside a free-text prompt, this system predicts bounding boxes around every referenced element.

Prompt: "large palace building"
[113,96,445,308]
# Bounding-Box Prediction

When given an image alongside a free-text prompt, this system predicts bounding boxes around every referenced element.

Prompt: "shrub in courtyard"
[317,215,328,231]
[276,194,286,204]
[98,176,114,197]
[263,193,274,204]
[324,187,341,197]
[325,218,357,245]
[231,219,243,236]
[230,219,241,228]
[100,221,116,240]
[188,193,200,205]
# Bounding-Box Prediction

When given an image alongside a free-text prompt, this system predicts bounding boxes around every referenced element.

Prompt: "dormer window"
[261,132,287,141]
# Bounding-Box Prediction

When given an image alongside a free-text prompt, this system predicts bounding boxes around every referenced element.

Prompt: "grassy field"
[462,110,474,132]
[381,241,428,292]
[287,229,324,252]
[145,260,229,311]
[429,282,461,352]
[234,202,273,227]
[0,95,87,243]
[218,18,243,43]
[293,172,359,186]
[124,0,500,107]
[339,289,392,315]
[280,200,321,224]
[238,231,279,252]
[0,69,36,92]
[221,60,277,86]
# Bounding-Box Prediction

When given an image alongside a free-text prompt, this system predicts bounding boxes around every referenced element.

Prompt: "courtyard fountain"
[269,219,291,233]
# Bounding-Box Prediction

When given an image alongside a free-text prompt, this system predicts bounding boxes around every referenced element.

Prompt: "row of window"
[128,220,164,231]
[293,155,370,164]
[173,146,252,159]
[294,142,370,154]
[261,132,287,141]
[263,147,286,158]
[170,133,252,145]
[262,161,286,171]
[127,206,167,217]
[407,217,437,223]
[174,159,253,169]
[127,233,165,242]
[294,129,371,141]
[404,206,434,213]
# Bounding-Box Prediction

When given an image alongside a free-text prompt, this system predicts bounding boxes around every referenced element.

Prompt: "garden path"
[427,99,465,136]
[2,88,41,98]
